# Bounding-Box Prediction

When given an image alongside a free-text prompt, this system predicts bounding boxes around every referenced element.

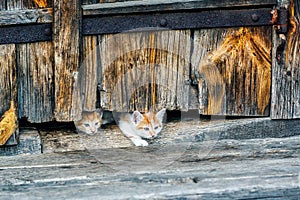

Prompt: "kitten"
[117,108,166,146]
[74,109,103,135]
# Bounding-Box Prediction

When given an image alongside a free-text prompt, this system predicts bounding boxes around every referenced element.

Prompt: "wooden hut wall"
[0,0,300,123]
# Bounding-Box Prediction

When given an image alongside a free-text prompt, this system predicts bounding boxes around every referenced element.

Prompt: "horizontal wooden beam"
[0,8,52,26]
[0,1,278,44]
[82,0,277,16]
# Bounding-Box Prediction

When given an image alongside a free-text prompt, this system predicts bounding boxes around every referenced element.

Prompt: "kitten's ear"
[95,108,103,118]
[156,108,166,123]
[132,111,144,124]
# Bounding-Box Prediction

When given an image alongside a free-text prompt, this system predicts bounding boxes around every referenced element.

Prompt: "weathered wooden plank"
[0,45,16,116]
[82,0,130,4]
[100,30,191,112]
[0,1,6,10]
[2,0,50,10]
[271,0,300,119]
[0,44,18,146]
[290,0,300,118]
[192,27,272,116]
[17,42,54,123]
[53,0,82,121]
[80,36,99,111]
[83,0,277,16]
[6,0,23,10]
[4,0,52,9]
[40,116,300,152]
[30,0,52,8]
[0,133,299,198]
[0,8,52,26]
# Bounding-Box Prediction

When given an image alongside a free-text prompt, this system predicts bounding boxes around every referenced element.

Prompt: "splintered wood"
[193,27,272,116]
[0,101,18,146]
[99,30,191,112]
[18,42,54,123]
[0,44,18,145]
[53,0,81,121]
[33,0,48,8]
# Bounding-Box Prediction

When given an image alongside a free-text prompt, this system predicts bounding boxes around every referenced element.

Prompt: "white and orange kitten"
[117,108,166,146]
[74,109,103,135]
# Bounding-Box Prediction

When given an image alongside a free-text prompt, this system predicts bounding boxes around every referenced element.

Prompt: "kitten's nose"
[150,132,156,138]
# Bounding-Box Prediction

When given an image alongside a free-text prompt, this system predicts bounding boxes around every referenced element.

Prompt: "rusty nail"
[185,79,191,85]
[44,28,52,36]
[160,19,168,27]
[251,13,259,22]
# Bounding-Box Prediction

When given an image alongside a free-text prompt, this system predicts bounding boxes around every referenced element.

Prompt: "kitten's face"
[74,110,103,135]
[132,108,166,139]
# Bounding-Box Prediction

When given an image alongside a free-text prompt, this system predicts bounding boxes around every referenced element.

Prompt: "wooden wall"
[271,0,300,119]
[0,0,299,123]
[193,27,272,116]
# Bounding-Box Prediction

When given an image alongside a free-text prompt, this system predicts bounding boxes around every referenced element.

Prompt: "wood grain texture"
[1,129,300,198]
[100,30,191,112]
[0,101,18,146]
[80,36,99,111]
[82,0,132,4]
[17,42,54,123]
[83,0,276,16]
[53,0,81,121]
[271,0,300,119]
[0,45,16,116]
[0,8,52,26]
[193,27,272,116]
[0,44,18,145]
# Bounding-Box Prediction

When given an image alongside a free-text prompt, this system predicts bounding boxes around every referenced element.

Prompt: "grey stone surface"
[0,128,41,156]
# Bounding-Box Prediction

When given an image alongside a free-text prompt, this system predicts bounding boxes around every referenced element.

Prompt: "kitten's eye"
[95,122,99,126]
[144,127,149,131]
[154,126,159,130]
[84,124,90,127]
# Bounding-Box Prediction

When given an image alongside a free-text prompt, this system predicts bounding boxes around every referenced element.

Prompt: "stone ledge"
[41,117,300,153]
[2,117,300,155]
[0,128,41,156]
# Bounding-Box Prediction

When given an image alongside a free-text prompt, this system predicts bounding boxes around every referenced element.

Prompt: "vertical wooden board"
[82,0,134,5]
[0,44,18,145]
[6,0,23,10]
[53,0,81,121]
[0,44,16,116]
[271,0,300,119]
[99,30,191,112]
[192,27,272,116]
[0,1,6,10]
[17,42,54,123]
[80,36,99,111]
[291,0,300,118]
[3,0,51,10]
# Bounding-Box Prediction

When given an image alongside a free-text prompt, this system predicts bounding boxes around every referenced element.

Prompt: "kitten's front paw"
[132,139,148,146]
